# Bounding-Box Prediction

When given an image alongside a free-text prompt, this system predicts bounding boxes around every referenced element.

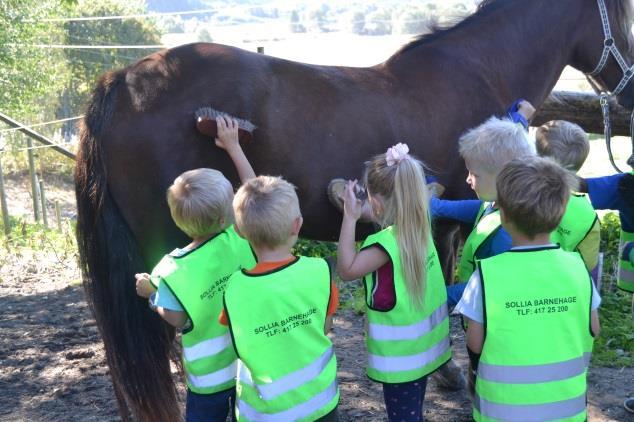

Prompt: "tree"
[289,10,305,33]
[0,1,70,121]
[349,11,365,35]
[63,0,162,121]
[365,9,392,36]
[197,27,212,43]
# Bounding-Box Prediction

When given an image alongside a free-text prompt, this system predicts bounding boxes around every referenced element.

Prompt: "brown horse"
[75,0,634,419]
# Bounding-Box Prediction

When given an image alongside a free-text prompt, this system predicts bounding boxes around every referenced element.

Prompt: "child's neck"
[186,231,220,250]
[511,232,552,248]
[253,245,295,263]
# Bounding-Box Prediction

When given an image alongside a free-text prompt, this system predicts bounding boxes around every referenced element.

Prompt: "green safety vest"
[224,257,339,421]
[456,204,500,282]
[474,246,594,422]
[618,229,634,293]
[551,193,598,254]
[457,197,598,282]
[362,226,451,383]
[157,225,256,394]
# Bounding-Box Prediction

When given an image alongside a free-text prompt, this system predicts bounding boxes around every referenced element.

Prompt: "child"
[437,115,599,305]
[457,156,601,421]
[221,176,340,421]
[337,143,450,421]
[134,116,256,422]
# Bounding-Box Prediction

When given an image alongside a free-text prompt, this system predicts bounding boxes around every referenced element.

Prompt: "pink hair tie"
[385,143,410,166]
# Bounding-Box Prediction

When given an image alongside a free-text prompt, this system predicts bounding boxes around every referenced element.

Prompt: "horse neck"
[388,0,582,106]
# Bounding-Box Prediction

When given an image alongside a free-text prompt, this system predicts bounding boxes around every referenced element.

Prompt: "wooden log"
[534,91,631,136]
[28,143,40,222]
[55,201,62,232]
[39,179,48,229]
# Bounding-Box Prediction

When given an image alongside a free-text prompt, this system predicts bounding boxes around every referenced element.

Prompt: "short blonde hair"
[166,168,233,238]
[459,117,536,174]
[496,156,578,239]
[233,176,301,248]
[535,120,589,172]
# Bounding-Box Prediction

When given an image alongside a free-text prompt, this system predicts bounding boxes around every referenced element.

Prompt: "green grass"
[1,215,77,258]
[591,212,634,367]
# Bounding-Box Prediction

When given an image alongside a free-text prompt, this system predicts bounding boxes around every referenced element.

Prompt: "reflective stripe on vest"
[159,225,256,394]
[237,380,338,422]
[617,230,634,293]
[368,336,450,373]
[239,347,334,401]
[187,361,237,389]
[477,353,591,384]
[474,392,587,422]
[474,247,593,422]
[368,303,448,341]
[183,332,232,362]
[362,226,450,383]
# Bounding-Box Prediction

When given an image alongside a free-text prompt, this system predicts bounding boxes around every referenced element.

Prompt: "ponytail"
[364,150,431,310]
[394,158,430,309]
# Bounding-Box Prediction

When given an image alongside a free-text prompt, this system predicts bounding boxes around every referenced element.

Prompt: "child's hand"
[135,273,156,298]
[517,100,536,121]
[214,116,240,152]
[343,180,363,221]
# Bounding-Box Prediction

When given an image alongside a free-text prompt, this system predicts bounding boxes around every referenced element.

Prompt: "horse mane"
[392,0,634,57]
[392,0,517,56]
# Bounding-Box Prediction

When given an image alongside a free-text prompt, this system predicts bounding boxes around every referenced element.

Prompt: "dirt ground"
[1,173,633,421]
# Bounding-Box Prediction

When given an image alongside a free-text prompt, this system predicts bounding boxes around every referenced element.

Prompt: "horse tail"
[75,70,180,421]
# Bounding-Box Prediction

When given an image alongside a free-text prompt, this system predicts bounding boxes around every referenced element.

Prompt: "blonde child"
[134,117,256,421]
[458,156,600,421]
[221,176,340,421]
[337,143,450,421]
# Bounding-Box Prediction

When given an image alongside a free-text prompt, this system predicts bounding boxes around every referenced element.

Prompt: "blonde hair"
[535,120,589,172]
[459,117,536,174]
[166,168,234,238]
[364,153,431,309]
[496,156,579,238]
[233,175,301,248]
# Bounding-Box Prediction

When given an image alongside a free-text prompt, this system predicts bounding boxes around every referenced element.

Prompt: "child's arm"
[215,116,256,183]
[135,273,156,298]
[466,318,485,354]
[577,219,600,271]
[337,180,389,280]
[157,308,189,328]
[430,197,483,224]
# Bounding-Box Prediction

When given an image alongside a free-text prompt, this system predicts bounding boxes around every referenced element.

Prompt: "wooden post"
[54,201,62,232]
[27,138,40,221]
[0,144,10,237]
[257,46,264,54]
[39,179,48,229]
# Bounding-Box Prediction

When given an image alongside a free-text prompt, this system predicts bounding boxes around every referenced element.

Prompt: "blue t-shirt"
[431,198,511,260]
[586,173,633,231]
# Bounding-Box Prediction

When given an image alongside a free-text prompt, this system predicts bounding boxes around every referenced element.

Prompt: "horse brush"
[195,107,257,142]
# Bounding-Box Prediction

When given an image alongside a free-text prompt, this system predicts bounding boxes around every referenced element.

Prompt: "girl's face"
[367,189,384,221]
[464,158,497,202]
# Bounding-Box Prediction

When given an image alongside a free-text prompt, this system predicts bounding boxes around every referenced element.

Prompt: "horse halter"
[585,0,634,171]
[587,0,634,96]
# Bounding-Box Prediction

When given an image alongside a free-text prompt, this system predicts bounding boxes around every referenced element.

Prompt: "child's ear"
[291,216,303,235]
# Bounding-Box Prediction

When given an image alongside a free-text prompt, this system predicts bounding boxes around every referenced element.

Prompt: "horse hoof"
[432,359,466,391]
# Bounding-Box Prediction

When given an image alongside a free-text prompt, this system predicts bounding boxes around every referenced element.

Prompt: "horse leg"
[432,219,463,285]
